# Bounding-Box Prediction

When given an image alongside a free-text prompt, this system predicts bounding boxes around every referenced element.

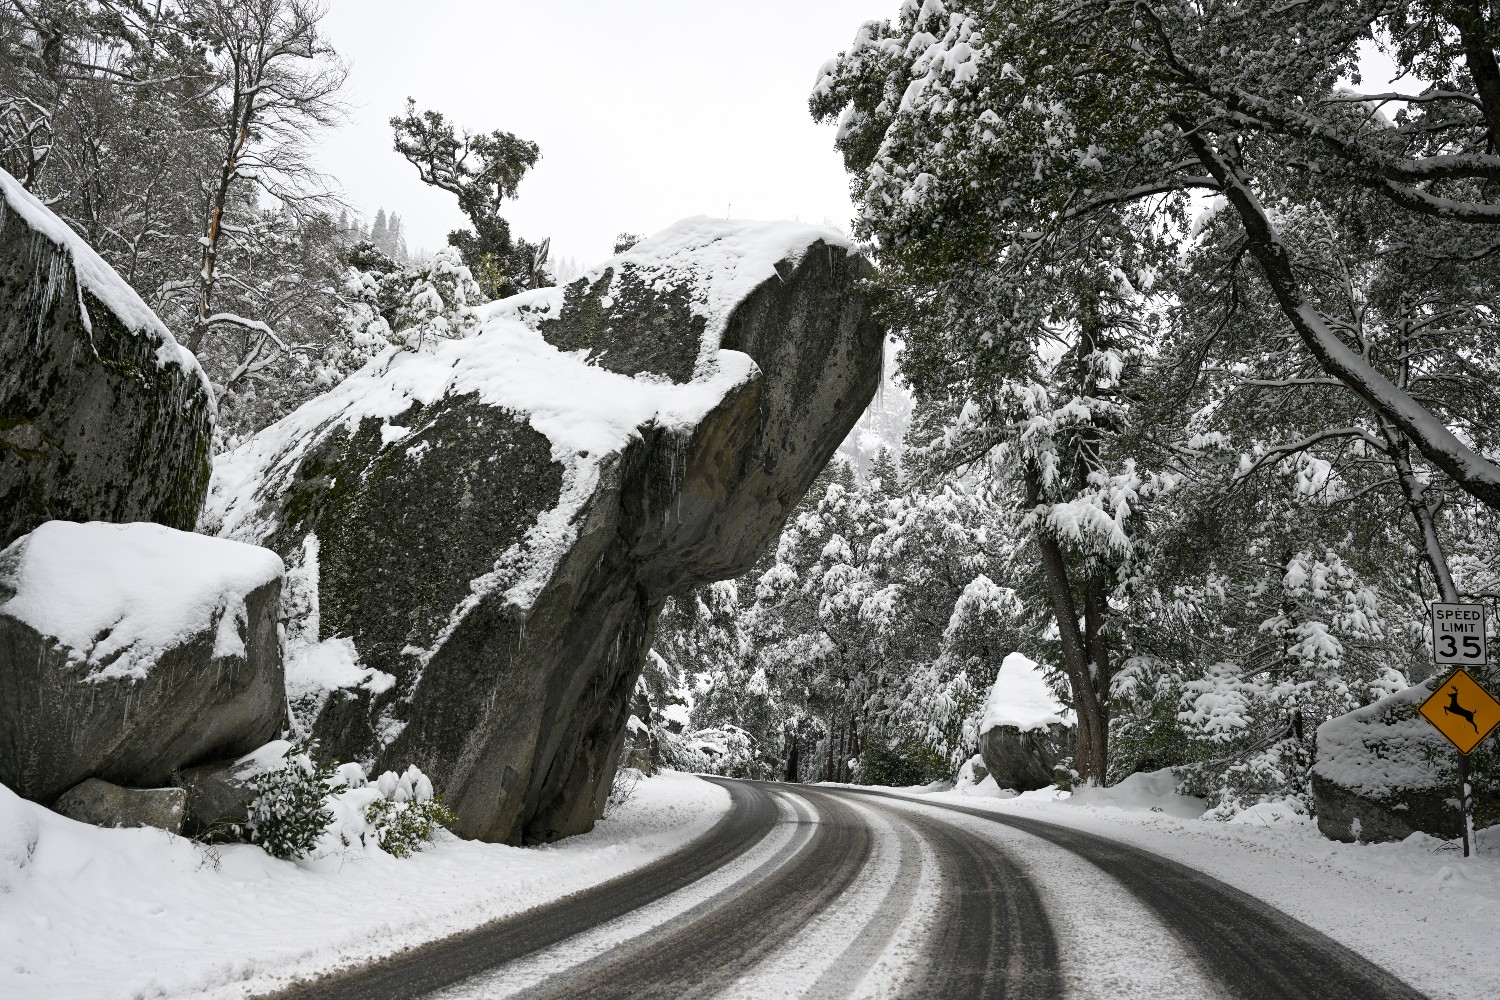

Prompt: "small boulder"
[0,168,213,549]
[977,653,1074,792]
[175,760,258,836]
[1311,679,1465,843]
[0,521,286,803]
[54,778,187,834]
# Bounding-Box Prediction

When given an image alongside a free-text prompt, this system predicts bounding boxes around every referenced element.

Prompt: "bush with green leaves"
[241,743,334,860]
[361,765,455,858]
[856,730,951,788]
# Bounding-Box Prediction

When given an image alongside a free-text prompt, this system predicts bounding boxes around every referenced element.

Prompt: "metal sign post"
[1421,602,1500,858]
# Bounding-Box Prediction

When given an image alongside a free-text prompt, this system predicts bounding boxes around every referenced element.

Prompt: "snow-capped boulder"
[53,778,187,835]
[0,168,213,549]
[978,653,1075,791]
[204,218,883,844]
[0,521,285,804]
[1310,679,1467,843]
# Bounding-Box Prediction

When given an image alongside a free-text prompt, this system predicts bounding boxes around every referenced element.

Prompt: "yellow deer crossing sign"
[1419,668,1500,755]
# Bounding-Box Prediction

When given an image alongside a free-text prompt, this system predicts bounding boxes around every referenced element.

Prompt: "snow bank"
[0,521,284,681]
[0,771,730,1000]
[979,652,1073,733]
[495,216,853,376]
[0,167,206,391]
[1067,767,1208,819]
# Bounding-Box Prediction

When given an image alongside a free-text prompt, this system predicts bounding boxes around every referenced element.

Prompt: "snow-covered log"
[203,217,884,844]
[0,169,214,548]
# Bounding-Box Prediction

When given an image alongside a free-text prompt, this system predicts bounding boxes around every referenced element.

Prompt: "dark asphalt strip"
[848,795,1063,1000]
[826,787,1430,1000]
[510,782,874,1000]
[257,778,780,1000]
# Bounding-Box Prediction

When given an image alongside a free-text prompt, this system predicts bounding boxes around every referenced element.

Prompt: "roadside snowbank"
[887,780,1500,1000]
[0,772,730,1000]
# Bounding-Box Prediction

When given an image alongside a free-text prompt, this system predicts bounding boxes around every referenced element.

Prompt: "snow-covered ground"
[0,772,731,1000]
[888,773,1500,1000]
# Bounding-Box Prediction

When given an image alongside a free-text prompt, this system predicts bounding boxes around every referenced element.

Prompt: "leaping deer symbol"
[1444,687,1479,733]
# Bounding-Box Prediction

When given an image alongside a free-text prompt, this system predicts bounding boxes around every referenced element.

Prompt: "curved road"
[265,779,1429,1000]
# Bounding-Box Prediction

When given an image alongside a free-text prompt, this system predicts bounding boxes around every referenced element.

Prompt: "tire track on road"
[259,778,779,1000]
[827,787,1430,1000]
[509,782,873,1000]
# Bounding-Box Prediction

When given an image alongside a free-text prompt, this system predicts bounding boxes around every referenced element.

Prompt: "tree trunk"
[786,734,800,783]
[1025,461,1111,784]
[825,715,835,782]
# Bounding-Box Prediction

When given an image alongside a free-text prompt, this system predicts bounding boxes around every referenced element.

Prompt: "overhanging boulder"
[0,168,213,549]
[203,218,884,843]
[0,521,285,803]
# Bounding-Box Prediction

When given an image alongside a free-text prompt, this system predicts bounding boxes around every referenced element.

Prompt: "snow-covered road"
[277,780,1442,1000]
[8,772,1497,999]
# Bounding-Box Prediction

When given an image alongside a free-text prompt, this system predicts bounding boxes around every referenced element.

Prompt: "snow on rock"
[494,216,853,380]
[0,521,283,682]
[979,652,1073,733]
[0,522,287,803]
[0,772,730,1000]
[203,315,756,608]
[286,637,395,704]
[0,168,204,385]
[1310,678,1466,843]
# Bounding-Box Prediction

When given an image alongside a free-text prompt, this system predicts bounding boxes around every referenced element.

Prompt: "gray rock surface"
[0,169,212,550]
[205,219,884,844]
[174,759,259,836]
[0,522,286,803]
[1310,678,1475,843]
[53,778,187,834]
[979,723,1072,792]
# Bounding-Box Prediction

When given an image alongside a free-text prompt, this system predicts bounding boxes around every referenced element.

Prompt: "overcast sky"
[318,0,891,266]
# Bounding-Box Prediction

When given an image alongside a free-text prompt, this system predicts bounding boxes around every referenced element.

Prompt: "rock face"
[979,723,1071,792]
[0,169,213,550]
[0,521,286,803]
[205,218,884,843]
[54,779,187,835]
[1311,679,1469,843]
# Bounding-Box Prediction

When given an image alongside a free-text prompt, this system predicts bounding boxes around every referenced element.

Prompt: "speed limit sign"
[1431,603,1488,665]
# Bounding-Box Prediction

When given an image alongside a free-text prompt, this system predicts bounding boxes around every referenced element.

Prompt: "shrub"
[241,742,334,860]
[856,731,951,787]
[362,765,455,858]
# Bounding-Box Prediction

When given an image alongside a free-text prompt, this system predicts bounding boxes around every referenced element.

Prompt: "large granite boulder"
[978,653,1074,792]
[0,521,286,803]
[1310,677,1482,843]
[203,217,883,843]
[0,169,213,549]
